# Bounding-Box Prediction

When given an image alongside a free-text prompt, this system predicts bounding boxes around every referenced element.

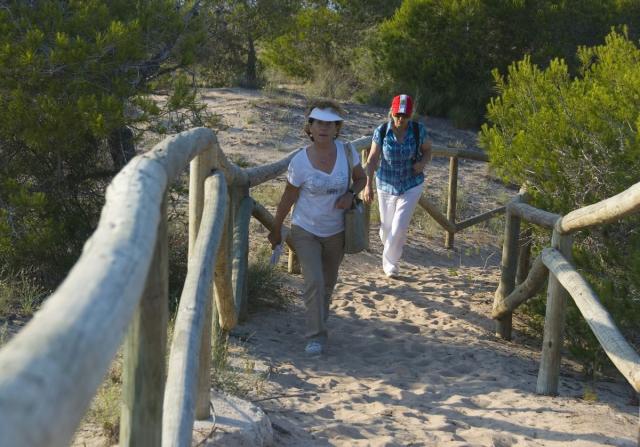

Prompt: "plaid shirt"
[373,121,427,195]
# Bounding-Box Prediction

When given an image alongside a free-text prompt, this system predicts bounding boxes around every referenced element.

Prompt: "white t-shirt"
[287,141,361,237]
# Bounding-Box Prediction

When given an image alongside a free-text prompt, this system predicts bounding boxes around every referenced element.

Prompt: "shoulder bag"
[343,142,368,254]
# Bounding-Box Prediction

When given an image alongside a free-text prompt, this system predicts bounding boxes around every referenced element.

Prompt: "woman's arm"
[363,142,381,204]
[268,182,300,248]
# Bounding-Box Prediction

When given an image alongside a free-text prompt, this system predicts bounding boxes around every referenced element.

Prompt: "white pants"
[377,183,423,275]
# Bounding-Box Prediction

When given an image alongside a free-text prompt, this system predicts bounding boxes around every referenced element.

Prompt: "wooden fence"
[1,124,600,447]
[491,183,640,396]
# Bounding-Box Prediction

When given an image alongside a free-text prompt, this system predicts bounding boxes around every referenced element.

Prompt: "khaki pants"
[291,225,345,342]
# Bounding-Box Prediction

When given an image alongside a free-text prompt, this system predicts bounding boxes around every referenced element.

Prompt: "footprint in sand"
[492,433,518,447]
[372,328,393,339]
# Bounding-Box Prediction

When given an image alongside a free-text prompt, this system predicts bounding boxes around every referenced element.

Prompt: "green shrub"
[480,30,640,375]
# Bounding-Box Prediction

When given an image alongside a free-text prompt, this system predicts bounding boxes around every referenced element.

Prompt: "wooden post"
[445,156,458,249]
[190,153,216,421]
[195,286,213,420]
[232,193,252,321]
[493,195,523,340]
[120,195,168,447]
[537,228,573,396]
[516,226,532,286]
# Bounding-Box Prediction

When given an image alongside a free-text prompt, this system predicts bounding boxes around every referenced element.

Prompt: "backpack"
[378,120,422,161]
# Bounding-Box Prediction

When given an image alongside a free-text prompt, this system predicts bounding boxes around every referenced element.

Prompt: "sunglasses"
[392,113,408,119]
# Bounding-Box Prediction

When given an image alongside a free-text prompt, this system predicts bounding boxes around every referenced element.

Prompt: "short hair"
[303,99,345,140]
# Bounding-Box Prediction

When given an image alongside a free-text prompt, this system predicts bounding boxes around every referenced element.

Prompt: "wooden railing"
[0,127,512,447]
[0,127,300,447]
[492,182,640,396]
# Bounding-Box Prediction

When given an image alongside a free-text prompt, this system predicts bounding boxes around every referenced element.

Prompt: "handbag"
[343,142,368,254]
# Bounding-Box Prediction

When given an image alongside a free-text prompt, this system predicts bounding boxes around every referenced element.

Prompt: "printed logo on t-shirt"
[305,172,347,197]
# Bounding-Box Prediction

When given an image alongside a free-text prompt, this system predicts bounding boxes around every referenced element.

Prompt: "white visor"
[308,107,343,122]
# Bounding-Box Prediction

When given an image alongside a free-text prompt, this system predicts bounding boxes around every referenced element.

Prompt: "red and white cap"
[391,94,413,116]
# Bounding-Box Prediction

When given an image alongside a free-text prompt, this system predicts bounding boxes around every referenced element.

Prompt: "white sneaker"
[385,271,399,279]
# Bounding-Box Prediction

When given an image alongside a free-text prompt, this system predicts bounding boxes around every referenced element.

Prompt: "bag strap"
[343,141,353,192]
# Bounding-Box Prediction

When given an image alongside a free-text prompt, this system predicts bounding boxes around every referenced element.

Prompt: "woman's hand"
[412,159,427,175]
[363,184,375,204]
[268,228,282,249]
[335,191,354,209]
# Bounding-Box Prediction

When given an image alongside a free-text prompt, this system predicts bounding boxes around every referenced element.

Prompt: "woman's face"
[309,119,339,143]
[391,113,409,130]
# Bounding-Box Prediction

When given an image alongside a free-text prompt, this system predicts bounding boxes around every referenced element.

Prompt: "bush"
[479,30,640,374]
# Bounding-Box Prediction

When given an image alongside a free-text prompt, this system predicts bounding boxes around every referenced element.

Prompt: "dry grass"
[0,268,48,319]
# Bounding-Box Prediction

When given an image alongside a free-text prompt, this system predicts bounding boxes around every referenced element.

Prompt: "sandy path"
[233,232,638,446]
[198,87,639,446]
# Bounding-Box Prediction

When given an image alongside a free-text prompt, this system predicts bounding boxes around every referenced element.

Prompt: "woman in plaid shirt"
[363,94,432,278]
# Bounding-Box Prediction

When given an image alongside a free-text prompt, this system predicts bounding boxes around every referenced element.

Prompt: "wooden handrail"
[0,127,216,447]
[493,180,640,396]
[557,182,640,234]
[541,247,640,393]
[163,173,228,446]
[508,202,560,229]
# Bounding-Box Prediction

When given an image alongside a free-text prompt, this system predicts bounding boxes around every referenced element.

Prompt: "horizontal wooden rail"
[455,206,506,231]
[0,128,217,447]
[244,151,299,187]
[541,247,640,393]
[557,182,640,235]
[492,254,548,319]
[251,201,296,252]
[163,173,228,446]
[418,195,456,233]
[508,202,560,229]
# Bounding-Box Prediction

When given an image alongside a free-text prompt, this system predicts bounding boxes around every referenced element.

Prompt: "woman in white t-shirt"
[269,100,366,355]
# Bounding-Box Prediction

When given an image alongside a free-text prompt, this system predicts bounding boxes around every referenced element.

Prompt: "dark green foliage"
[198,0,301,88]
[480,31,640,374]
[0,1,208,285]
[371,0,640,126]
[261,0,401,97]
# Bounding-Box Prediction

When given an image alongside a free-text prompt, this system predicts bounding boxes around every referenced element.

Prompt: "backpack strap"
[412,120,421,161]
[377,122,388,148]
